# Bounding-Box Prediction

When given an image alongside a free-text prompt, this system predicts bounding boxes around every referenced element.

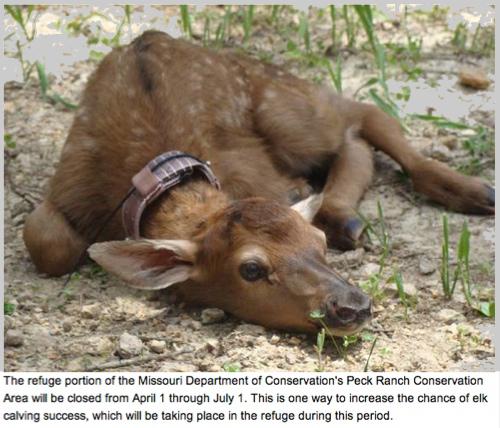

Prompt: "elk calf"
[23,31,493,333]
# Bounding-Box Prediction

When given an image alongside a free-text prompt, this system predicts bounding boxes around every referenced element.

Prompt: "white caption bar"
[1,372,499,427]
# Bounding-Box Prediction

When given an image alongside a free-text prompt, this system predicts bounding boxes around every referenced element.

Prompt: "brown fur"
[23,31,493,332]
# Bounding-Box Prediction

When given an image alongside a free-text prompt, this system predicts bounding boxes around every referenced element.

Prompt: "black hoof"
[344,218,364,242]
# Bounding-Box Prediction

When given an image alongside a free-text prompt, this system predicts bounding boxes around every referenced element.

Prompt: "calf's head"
[88,195,371,334]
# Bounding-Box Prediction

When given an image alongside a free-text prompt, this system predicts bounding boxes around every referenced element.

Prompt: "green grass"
[5,5,37,42]
[180,5,193,39]
[452,21,494,56]
[358,200,390,274]
[440,215,494,318]
[441,214,452,298]
[389,269,415,320]
[363,335,378,372]
[314,328,326,371]
[242,5,255,44]
[326,57,342,94]
[298,12,311,53]
[222,361,241,372]
[360,273,385,302]
[35,62,78,110]
[309,310,347,359]
[4,133,16,149]
[4,301,16,316]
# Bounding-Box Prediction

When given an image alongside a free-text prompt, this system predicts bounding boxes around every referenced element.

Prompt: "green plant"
[214,6,233,47]
[4,134,16,149]
[309,310,346,359]
[314,328,326,371]
[270,5,282,25]
[326,56,342,94]
[223,362,241,372]
[298,12,311,53]
[440,215,494,318]
[36,62,78,110]
[363,335,378,371]
[360,273,385,302]
[343,335,358,349]
[5,5,37,41]
[358,200,390,273]
[342,6,357,48]
[5,5,40,81]
[451,21,494,56]
[180,5,193,39]
[329,5,337,48]
[441,214,452,298]
[389,269,413,320]
[4,301,15,316]
[242,5,255,43]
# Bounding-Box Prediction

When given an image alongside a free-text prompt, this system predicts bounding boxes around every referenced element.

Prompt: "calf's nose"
[325,289,372,326]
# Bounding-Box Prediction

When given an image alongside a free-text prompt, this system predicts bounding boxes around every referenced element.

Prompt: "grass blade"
[441,214,451,298]
[180,5,192,39]
[243,5,255,43]
[363,336,378,372]
[36,62,49,97]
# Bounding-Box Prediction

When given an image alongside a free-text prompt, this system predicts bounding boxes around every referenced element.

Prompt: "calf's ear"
[88,239,197,290]
[291,193,324,222]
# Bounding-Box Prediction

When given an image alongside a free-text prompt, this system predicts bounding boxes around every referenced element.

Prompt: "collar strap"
[122,151,220,239]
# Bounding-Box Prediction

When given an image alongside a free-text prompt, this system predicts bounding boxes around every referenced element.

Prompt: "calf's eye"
[239,261,267,282]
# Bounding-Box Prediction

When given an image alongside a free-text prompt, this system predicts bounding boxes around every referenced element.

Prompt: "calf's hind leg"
[23,200,88,276]
[343,100,495,214]
[314,137,374,250]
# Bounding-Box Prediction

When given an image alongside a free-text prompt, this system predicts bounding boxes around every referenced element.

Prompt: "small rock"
[190,320,202,330]
[203,338,219,354]
[200,308,226,325]
[159,362,197,372]
[418,257,436,275]
[198,359,219,371]
[236,323,266,336]
[425,144,451,162]
[4,315,14,331]
[5,329,23,347]
[288,336,302,346]
[149,340,166,354]
[180,319,202,330]
[285,354,296,365]
[437,309,465,324]
[88,336,115,356]
[62,321,72,332]
[269,335,280,345]
[441,135,459,150]
[327,247,365,266]
[117,332,144,358]
[458,67,491,90]
[81,303,101,319]
[362,262,380,276]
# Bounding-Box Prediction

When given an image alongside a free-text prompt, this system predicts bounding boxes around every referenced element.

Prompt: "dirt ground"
[3,6,495,372]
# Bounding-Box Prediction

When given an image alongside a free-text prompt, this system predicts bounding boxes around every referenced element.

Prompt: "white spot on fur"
[257,102,268,113]
[132,127,146,137]
[234,93,250,112]
[265,89,277,99]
